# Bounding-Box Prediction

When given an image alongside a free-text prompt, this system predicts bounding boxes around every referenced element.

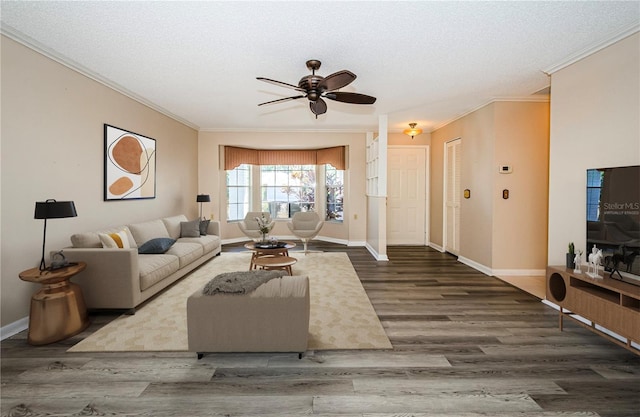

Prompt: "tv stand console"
[546,266,640,354]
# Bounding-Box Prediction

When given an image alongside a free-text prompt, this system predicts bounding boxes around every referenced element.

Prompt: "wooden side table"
[252,256,297,275]
[19,262,89,345]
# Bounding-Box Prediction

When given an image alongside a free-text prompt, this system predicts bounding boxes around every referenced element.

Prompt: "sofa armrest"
[207,220,220,237]
[62,248,140,310]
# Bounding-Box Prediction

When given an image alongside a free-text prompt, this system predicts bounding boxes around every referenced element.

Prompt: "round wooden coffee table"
[252,255,297,275]
[244,241,296,270]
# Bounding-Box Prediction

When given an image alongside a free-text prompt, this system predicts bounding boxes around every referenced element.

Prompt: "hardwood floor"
[2,243,639,416]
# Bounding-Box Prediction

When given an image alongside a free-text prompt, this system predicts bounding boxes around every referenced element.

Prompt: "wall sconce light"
[403,123,423,139]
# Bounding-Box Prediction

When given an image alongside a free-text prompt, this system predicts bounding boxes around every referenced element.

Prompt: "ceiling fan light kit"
[404,123,423,139]
[257,60,377,118]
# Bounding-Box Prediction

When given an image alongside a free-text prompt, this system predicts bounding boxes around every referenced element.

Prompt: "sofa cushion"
[138,238,176,254]
[99,230,131,249]
[165,242,204,268]
[177,235,221,254]
[128,219,170,248]
[199,219,210,236]
[180,219,201,238]
[162,215,189,239]
[71,226,136,248]
[138,254,180,291]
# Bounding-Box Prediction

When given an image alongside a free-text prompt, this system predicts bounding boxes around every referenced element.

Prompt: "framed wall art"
[104,124,156,201]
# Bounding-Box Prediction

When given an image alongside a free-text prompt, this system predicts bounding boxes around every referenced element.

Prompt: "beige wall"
[197,131,368,245]
[431,101,550,273]
[1,36,199,327]
[493,102,550,270]
[431,105,496,267]
[548,32,640,265]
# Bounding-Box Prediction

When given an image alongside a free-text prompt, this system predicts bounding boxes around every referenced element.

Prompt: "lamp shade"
[196,194,211,203]
[34,200,77,219]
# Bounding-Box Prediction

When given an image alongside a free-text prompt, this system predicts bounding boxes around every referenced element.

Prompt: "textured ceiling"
[1,1,639,132]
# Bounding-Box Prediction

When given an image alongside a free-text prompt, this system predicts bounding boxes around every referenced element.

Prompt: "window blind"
[224,146,345,170]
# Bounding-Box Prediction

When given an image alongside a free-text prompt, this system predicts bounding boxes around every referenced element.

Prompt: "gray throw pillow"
[180,219,201,238]
[199,219,210,236]
[138,238,176,254]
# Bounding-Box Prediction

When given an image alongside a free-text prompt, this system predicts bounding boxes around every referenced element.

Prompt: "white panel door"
[387,147,427,245]
[444,139,461,255]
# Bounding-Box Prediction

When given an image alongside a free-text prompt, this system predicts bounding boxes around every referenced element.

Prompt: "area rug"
[68,252,392,352]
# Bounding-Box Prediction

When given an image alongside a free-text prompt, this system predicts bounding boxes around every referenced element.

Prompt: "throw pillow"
[180,219,201,238]
[138,237,176,254]
[199,219,210,236]
[99,230,130,249]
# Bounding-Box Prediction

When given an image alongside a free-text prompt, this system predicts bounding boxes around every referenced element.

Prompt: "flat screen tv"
[586,165,640,286]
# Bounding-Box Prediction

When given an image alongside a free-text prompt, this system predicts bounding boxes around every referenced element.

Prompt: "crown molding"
[431,96,550,132]
[543,22,640,75]
[198,127,374,134]
[1,25,200,131]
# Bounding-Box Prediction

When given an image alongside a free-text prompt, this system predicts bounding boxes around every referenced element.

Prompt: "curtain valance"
[224,146,345,170]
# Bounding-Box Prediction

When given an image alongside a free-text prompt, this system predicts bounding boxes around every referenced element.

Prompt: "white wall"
[1,36,199,328]
[548,32,640,265]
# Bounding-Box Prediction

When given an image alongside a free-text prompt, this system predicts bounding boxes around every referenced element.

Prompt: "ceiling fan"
[257,60,376,118]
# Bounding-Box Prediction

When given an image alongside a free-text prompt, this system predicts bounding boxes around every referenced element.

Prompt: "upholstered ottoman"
[187,274,310,358]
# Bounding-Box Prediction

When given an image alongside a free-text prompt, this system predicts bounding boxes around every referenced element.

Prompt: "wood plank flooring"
[2,243,639,417]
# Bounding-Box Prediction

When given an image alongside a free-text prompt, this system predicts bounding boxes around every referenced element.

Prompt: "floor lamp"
[34,199,78,271]
[197,194,210,220]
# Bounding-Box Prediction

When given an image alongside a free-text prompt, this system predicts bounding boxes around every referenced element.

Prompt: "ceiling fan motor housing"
[298,75,324,102]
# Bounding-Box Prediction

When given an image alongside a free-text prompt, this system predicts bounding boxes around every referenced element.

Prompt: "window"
[261,165,315,219]
[226,164,251,221]
[586,169,603,222]
[225,163,345,222]
[326,165,344,222]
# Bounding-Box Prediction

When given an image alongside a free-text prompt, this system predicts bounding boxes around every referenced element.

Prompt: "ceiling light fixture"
[403,123,423,139]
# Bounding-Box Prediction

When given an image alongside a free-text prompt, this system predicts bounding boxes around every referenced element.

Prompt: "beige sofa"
[187,275,310,358]
[63,214,221,312]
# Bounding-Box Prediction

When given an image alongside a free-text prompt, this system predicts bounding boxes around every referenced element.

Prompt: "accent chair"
[238,211,275,241]
[287,211,324,253]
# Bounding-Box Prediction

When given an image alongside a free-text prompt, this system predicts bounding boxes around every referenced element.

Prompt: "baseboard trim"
[1,316,28,341]
[492,269,546,276]
[457,257,545,277]
[429,242,445,252]
[365,243,389,261]
[222,237,251,245]
[318,236,348,246]
[458,256,492,276]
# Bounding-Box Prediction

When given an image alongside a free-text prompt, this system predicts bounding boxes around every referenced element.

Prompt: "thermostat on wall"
[499,165,512,174]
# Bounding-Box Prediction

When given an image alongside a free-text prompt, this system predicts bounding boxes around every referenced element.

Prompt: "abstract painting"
[104,124,156,200]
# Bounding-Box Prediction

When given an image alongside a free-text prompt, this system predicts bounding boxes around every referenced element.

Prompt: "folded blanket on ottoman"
[202,270,283,295]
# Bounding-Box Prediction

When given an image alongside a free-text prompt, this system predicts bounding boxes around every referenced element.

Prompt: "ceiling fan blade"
[318,70,356,92]
[258,95,305,106]
[324,91,377,105]
[257,77,305,92]
[310,98,327,116]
